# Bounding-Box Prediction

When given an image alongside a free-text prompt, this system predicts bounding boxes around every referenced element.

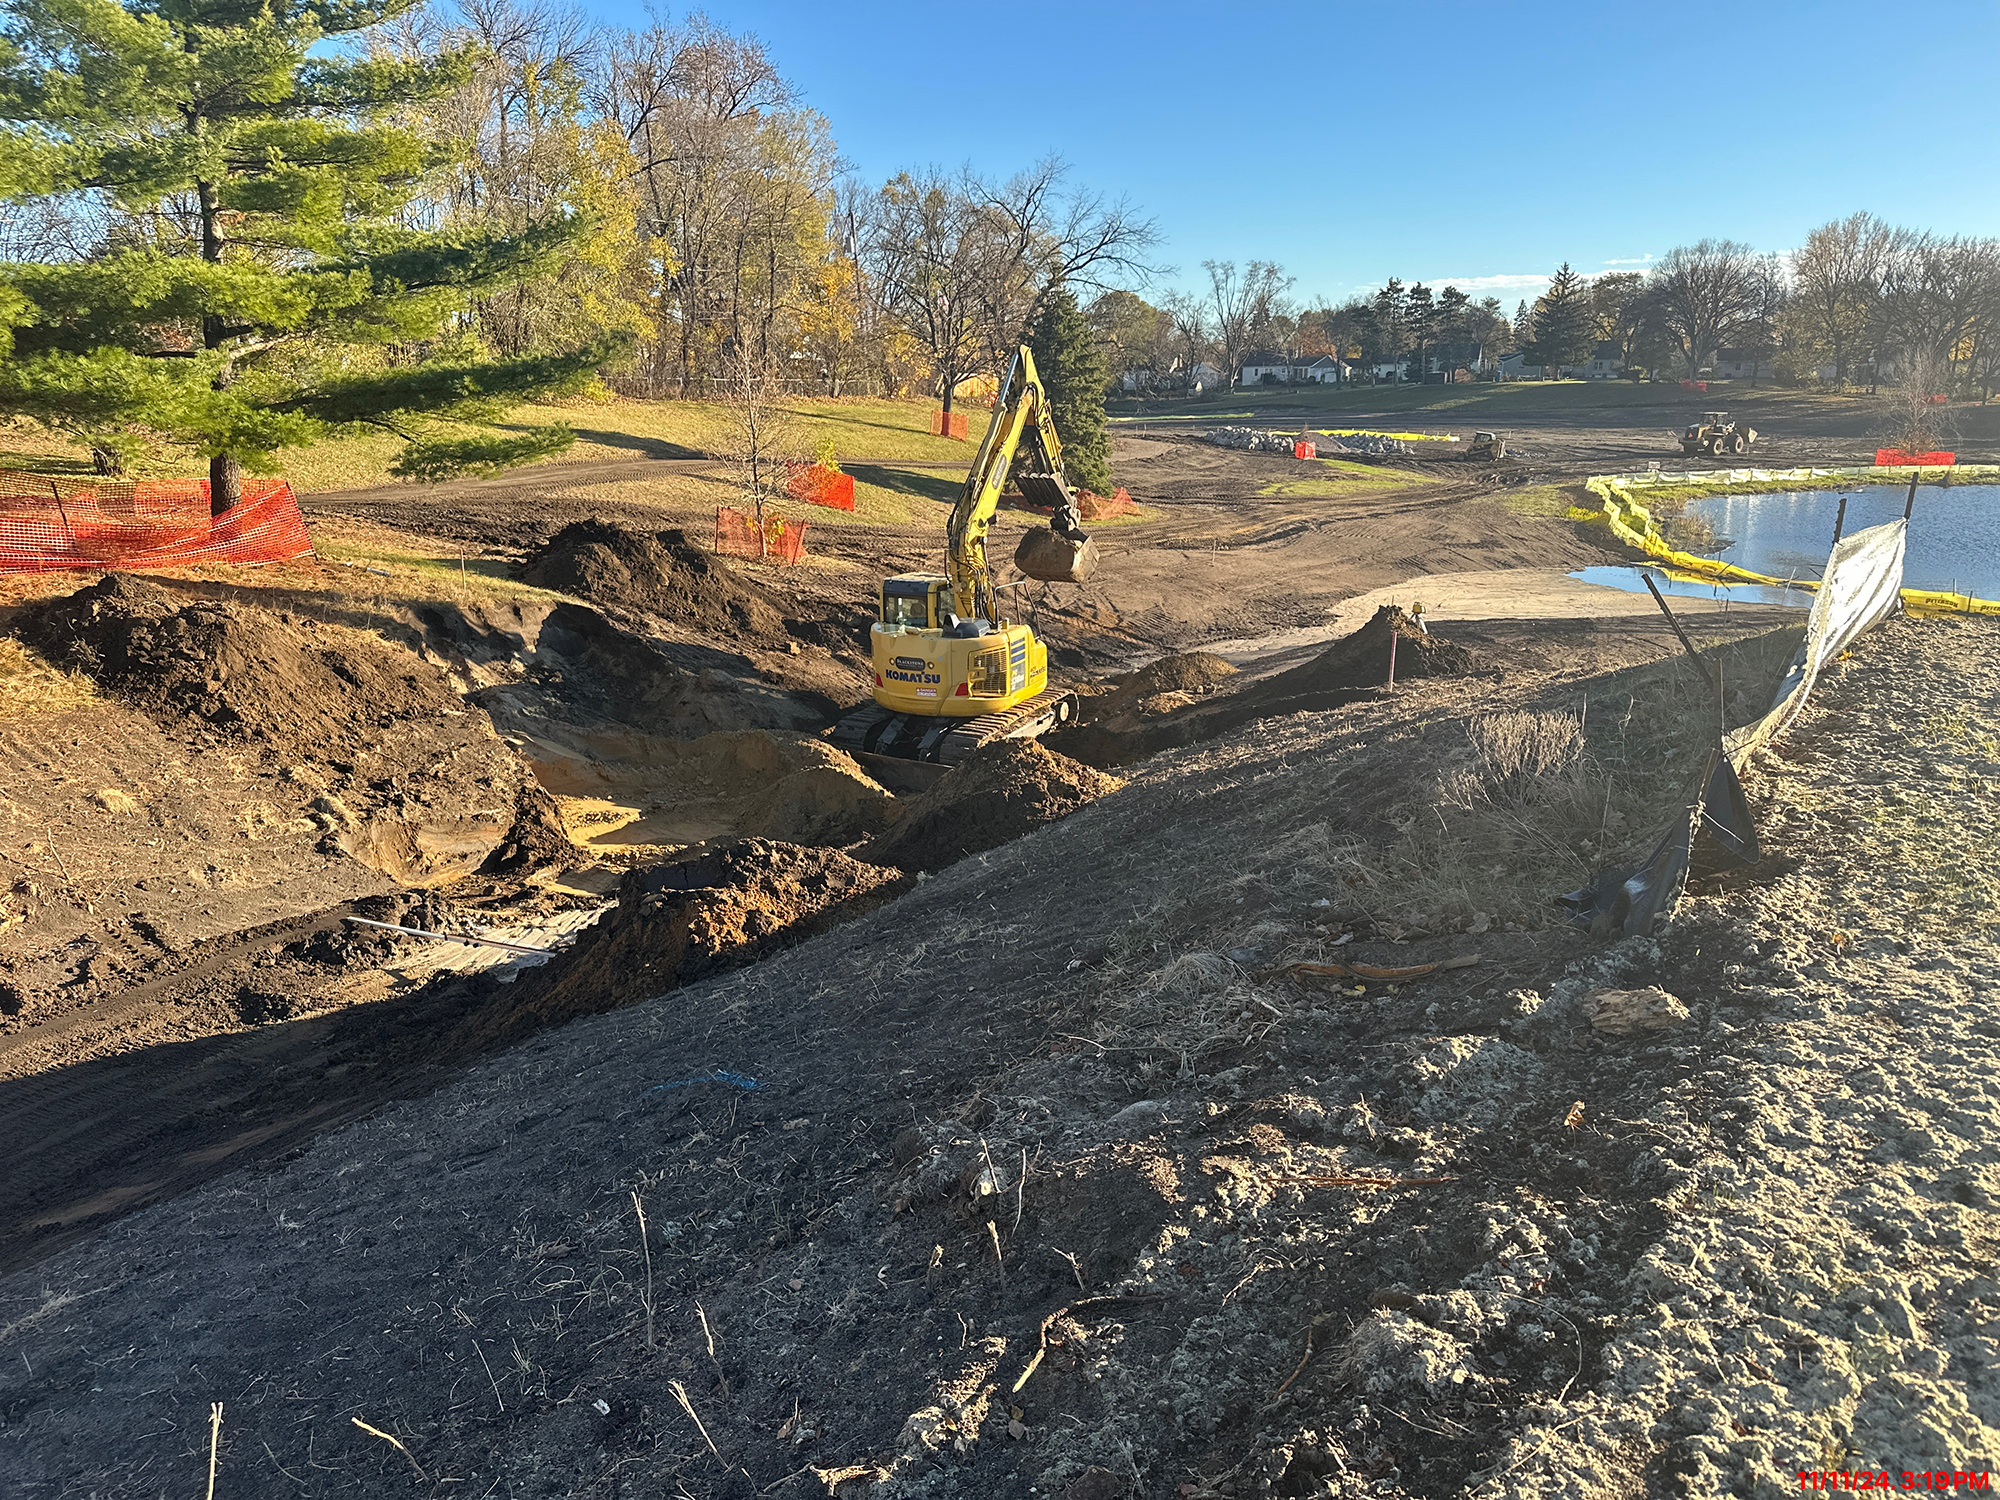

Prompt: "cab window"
[882,590,931,628]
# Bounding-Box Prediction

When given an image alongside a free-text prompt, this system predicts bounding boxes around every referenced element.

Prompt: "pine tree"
[0,0,625,511]
[1520,263,1597,375]
[1027,285,1111,496]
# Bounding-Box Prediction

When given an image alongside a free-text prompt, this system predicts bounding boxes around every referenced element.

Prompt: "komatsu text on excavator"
[829,345,1101,766]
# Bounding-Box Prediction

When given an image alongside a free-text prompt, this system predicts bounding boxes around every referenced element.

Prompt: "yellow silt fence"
[1580,465,2000,619]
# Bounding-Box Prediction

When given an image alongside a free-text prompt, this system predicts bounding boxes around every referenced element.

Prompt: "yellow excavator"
[829,345,1100,766]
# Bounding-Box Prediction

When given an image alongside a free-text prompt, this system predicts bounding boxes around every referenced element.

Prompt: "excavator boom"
[946,346,1093,622]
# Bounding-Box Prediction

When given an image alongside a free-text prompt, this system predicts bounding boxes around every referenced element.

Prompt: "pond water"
[1569,565,1809,609]
[1573,484,2000,603]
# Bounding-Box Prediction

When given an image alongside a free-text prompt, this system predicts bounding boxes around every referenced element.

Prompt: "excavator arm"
[945,345,1088,624]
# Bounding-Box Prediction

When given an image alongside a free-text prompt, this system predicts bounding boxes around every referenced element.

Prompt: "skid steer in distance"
[828,345,1099,766]
[1682,411,1757,458]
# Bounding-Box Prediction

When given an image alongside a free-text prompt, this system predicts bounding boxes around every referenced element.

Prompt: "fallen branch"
[1011,1292,1170,1395]
[669,1379,720,1457]
[1272,1321,1322,1399]
[350,1417,430,1483]
[205,1402,223,1500]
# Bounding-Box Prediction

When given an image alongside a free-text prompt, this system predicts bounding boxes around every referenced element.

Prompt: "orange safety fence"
[1001,486,1140,521]
[714,506,809,565]
[1876,449,1956,466]
[1294,441,1317,460]
[0,470,315,575]
[784,461,856,511]
[930,410,970,441]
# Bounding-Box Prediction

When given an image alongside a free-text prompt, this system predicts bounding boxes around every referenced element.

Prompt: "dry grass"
[0,637,98,720]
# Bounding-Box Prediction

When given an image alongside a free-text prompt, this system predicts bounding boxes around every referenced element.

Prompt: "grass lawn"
[0,394,986,495]
[1110,380,1860,430]
[1258,456,1415,499]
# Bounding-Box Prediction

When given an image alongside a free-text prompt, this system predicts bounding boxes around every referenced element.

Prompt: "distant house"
[1240,350,1294,384]
[1238,351,1349,385]
[1498,350,1578,380]
[1190,360,1226,393]
[1583,341,1623,380]
[1712,347,1775,381]
[1424,340,1483,382]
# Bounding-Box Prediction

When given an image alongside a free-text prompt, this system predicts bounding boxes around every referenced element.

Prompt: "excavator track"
[829,686,1077,767]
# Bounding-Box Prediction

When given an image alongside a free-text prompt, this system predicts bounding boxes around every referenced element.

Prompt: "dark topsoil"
[516,519,790,646]
[0,609,1839,1500]
[862,740,1125,874]
[19,573,472,759]
[1054,605,1474,767]
[13,574,561,885]
[454,839,911,1054]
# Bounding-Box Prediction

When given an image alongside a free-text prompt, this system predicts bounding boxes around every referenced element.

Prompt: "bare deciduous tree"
[1648,239,1761,378]
[1203,260,1292,386]
[1878,232,2000,384]
[722,345,798,555]
[867,158,1158,414]
[1791,212,1892,383]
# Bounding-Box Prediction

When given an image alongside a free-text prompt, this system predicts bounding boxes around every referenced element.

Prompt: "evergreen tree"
[1027,284,1111,496]
[0,0,624,510]
[1520,263,1597,375]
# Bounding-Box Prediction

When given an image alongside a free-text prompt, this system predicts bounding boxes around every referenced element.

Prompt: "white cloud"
[1603,255,1656,266]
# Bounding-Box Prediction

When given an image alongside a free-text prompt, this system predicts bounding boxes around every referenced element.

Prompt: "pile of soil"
[860,739,1123,873]
[1089,651,1239,729]
[455,839,908,1051]
[1053,608,1476,769]
[476,785,581,875]
[1245,604,1473,705]
[15,575,562,884]
[515,519,787,645]
[19,574,468,759]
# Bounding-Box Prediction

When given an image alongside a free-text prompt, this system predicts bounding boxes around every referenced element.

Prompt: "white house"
[1583,341,1623,379]
[1239,350,1294,384]
[1189,360,1226,392]
[1498,350,1578,380]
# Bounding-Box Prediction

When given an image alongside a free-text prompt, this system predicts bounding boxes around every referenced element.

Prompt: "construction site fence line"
[1582,465,2000,617]
[0,469,316,575]
[714,506,809,565]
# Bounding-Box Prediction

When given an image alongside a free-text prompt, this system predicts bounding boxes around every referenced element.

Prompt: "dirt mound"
[1053,609,1476,769]
[1247,604,1472,704]
[1091,650,1239,729]
[1122,650,1238,698]
[515,518,787,644]
[14,574,556,883]
[860,739,1122,873]
[477,785,581,875]
[455,839,908,1051]
[19,574,467,758]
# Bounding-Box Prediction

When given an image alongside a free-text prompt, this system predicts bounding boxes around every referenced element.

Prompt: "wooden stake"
[205,1402,223,1500]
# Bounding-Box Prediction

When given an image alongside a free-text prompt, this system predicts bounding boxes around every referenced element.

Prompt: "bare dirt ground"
[4,395,1991,1495]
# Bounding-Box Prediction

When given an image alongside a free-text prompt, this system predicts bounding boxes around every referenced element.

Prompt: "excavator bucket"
[1015,528,1099,584]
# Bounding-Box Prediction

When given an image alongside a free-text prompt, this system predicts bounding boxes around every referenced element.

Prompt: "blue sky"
[586,0,2000,309]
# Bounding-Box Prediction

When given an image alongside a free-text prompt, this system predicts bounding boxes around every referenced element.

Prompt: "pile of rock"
[1203,426,1298,453]
[1323,432,1415,455]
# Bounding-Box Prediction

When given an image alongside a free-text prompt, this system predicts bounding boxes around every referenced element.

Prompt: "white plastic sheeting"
[1725,519,1908,769]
